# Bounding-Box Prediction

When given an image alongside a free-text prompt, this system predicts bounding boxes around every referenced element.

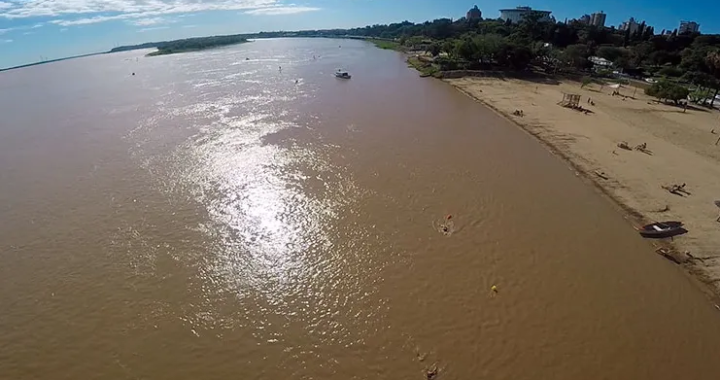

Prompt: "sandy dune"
[447,76,720,296]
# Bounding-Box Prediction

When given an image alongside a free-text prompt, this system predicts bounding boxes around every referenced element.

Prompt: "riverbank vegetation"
[336,15,720,105]
[111,35,248,56]
[406,56,440,78]
[369,39,402,51]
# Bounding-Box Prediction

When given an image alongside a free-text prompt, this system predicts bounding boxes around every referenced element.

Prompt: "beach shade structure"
[715,200,720,222]
[558,93,581,107]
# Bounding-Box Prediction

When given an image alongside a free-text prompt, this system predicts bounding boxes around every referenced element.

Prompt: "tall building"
[499,6,552,24]
[590,11,606,27]
[619,17,641,33]
[466,5,482,20]
[579,14,591,24]
[679,21,700,34]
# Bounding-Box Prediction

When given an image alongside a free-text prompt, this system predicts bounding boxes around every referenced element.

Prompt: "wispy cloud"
[2,1,319,28]
[138,26,170,33]
[245,6,321,15]
[0,25,42,35]
[50,15,121,26]
[23,31,35,35]
[130,17,170,26]
[2,0,280,19]
[0,39,13,43]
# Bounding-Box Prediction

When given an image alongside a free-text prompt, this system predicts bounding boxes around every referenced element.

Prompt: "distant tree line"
[110,35,248,56]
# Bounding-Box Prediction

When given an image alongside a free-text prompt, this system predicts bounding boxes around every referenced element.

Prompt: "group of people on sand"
[610,90,628,101]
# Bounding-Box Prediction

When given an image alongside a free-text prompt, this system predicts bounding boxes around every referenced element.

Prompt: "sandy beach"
[447,76,720,297]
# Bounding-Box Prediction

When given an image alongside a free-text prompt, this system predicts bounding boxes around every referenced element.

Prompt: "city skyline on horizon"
[0,0,717,69]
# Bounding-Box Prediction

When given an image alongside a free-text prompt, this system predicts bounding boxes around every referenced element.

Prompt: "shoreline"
[449,83,647,220]
[442,75,720,303]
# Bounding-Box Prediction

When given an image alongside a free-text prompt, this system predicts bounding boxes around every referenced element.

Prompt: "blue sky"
[0,0,717,69]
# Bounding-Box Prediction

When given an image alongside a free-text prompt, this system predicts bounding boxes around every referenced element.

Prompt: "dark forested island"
[110,34,249,56]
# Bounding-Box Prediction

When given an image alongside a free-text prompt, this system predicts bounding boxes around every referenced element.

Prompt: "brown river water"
[2,38,720,379]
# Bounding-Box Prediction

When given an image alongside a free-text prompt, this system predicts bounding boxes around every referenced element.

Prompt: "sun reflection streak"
[173,107,348,304]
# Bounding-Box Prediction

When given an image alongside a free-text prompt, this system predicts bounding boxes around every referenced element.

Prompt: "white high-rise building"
[679,21,700,34]
[619,17,641,33]
[499,6,552,24]
[590,11,606,27]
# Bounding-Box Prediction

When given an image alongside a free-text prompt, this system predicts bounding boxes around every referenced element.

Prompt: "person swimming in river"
[435,214,454,236]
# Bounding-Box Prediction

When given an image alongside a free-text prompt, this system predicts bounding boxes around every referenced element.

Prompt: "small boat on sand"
[334,69,351,79]
[637,221,686,238]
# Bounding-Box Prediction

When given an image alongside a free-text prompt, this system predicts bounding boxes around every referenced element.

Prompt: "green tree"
[562,44,591,69]
[497,43,533,70]
[548,23,578,48]
[645,80,690,104]
[474,34,505,63]
[518,11,549,42]
[478,20,512,37]
[531,41,551,61]
[454,36,478,61]
[657,66,683,77]
[614,54,633,71]
[429,42,442,57]
[441,40,456,58]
